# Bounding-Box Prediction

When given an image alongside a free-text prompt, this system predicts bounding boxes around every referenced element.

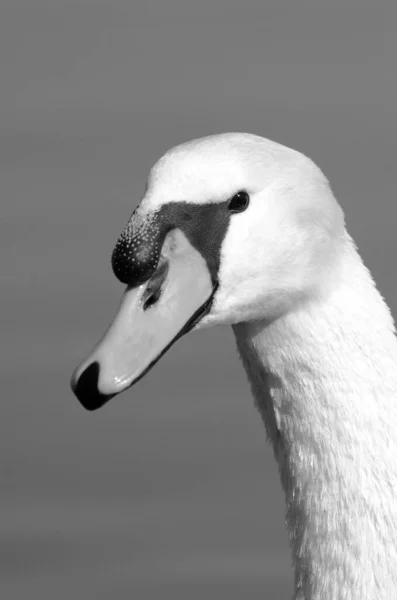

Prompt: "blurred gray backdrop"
[1,1,396,599]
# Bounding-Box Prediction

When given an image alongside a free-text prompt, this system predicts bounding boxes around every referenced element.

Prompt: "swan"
[71,132,397,599]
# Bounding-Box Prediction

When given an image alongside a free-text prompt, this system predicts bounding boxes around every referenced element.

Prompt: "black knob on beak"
[111,212,166,286]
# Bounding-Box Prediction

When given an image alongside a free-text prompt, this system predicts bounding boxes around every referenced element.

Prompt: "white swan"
[71,133,397,599]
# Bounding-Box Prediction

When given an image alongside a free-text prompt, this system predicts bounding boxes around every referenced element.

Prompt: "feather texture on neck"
[233,236,397,600]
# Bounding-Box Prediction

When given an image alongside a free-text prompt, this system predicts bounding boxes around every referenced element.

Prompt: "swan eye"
[228,191,250,213]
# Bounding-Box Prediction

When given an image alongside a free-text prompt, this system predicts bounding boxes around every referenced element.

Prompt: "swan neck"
[233,243,397,599]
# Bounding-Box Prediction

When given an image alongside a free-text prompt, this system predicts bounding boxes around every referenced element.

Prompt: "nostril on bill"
[142,260,169,311]
[71,362,113,411]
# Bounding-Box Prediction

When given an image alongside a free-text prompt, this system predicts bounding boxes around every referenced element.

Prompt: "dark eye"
[228,191,250,213]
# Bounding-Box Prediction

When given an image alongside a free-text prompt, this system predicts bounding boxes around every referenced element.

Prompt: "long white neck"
[233,238,397,600]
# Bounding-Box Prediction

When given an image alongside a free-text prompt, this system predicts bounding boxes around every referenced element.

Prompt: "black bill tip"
[71,361,113,411]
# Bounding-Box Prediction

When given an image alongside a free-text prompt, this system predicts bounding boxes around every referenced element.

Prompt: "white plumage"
[154,134,397,599]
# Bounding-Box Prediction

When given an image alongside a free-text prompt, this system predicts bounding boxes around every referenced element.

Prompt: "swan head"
[71,133,345,410]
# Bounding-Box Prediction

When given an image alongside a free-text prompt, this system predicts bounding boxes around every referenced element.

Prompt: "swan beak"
[70,230,215,410]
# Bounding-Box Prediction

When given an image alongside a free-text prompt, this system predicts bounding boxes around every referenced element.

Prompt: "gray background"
[2,1,396,598]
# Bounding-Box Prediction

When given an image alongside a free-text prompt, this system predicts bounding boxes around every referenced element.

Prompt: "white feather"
[143,133,397,599]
